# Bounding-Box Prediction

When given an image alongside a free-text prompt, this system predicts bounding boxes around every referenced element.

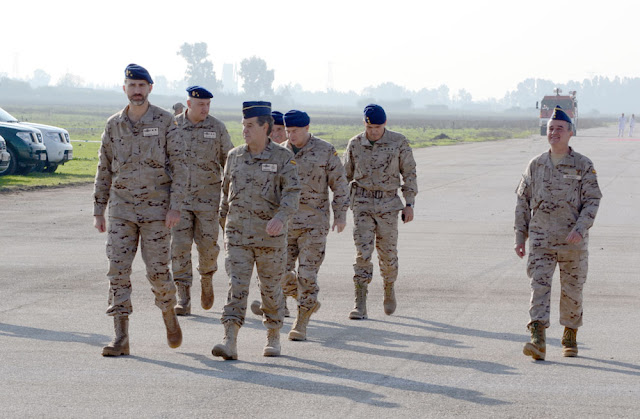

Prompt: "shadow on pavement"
[0,322,108,348]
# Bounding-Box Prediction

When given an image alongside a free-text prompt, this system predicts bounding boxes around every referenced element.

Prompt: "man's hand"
[266,218,284,236]
[332,220,346,233]
[401,206,414,223]
[566,231,583,245]
[94,215,106,233]
[514,243,526,259]
[165,210,181,229]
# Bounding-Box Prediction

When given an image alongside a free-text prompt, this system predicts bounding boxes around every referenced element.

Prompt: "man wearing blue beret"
[94,63,188,356]
[171,86,234,316]
[270,111,287,144]
[250,109,349,341]
[344,104,418,320]
[515,106,602,361]
[212,101,300,360]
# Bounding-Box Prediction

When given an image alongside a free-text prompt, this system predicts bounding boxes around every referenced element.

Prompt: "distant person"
[171,86,233,316]
[618,113,626,137]
[270,111,287,144]
[343,104,418,319]
[629,114,635,137]
[515,106,602,361]
[172,102,185,116]
[251,109,349,341]
[93,63,187,356]
[211,101,300,360]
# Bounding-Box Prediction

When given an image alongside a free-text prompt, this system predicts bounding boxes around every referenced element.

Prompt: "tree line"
[1,42,637,115]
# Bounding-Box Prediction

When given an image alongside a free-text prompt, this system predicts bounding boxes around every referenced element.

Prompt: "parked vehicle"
[21,122,73,173]
[0,108,46,176]
[0,135,10,175]
[536,88,578,136]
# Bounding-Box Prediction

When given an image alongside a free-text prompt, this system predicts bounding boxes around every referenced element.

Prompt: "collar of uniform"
[285,134,315,153]
[359,129,388,146]
[543,146,576,167]
[239,138,274,160]
[121,103,156,125]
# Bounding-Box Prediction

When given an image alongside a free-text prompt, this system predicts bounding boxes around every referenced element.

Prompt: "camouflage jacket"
[515,148,602,250]
[344,128,418,213]
[220,139,300,247]
[283,135,349,230]
[176,112,233,211]
[93,104,187,223]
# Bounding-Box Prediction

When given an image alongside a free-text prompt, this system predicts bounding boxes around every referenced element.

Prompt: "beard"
[128,93,148,106]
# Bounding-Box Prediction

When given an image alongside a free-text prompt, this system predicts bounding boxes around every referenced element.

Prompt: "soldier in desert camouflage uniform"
[344,104,418,320]
[171,86,233,316]
[251,110,349,341]
[211,101,300,360]
[515,106,602,361]
[93,63,187,356]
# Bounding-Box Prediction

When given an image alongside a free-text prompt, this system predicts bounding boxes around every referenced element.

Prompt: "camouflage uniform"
[344,129,418,287]
[171,113,233,287]
[94,104,187,316]
[220,139,300,329]
[515,148,602,329]
[282,135,349,309]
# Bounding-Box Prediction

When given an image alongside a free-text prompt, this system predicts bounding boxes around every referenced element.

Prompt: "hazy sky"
[3,0,639,100]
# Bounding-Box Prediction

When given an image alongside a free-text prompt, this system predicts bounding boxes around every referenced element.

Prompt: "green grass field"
[0,105,606,193]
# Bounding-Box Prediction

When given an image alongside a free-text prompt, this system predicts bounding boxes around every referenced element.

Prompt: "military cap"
[272,111,284,126]
[186,85,213,99]
[242,101,272,118]
[550,106,572,124]
[125,63,153,84]
[283,110,310,127]
[363,104,386,124]
[172,102,185,111]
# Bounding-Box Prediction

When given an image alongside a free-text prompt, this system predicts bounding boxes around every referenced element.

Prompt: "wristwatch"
[406,203,413,207]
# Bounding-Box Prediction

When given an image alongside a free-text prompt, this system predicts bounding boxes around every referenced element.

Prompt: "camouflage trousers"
[527,247,588,329]
[352,208,399,286]
[282,227,328,309]
[105,217,176,316]
[221,244,285,329]
[171,209,220,286]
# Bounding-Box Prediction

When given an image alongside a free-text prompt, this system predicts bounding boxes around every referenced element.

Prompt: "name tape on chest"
[563,174,582,180]
[143,127,159,137]
[204,131,217,139]
[262,163,277,172]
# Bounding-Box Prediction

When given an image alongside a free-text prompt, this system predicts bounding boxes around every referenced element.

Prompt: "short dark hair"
[256,114,274,136]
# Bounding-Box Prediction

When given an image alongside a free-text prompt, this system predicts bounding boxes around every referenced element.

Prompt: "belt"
[353,186,396,199]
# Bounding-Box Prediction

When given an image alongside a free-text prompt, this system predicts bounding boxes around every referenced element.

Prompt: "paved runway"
[1,125,639,418]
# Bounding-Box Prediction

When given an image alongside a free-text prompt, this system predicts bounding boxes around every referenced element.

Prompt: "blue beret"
[284,110,310,128]
[272,111,284,126]
[242,101,272,118]
[186,86,213,99]
[364,104,386,124]
[550,106,572,124]
[125,63,153,84]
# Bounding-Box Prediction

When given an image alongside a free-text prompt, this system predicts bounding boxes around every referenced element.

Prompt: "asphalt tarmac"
[1,125,638,418]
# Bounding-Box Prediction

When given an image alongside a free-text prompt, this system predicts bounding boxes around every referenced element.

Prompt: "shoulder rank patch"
[290,160,297,165]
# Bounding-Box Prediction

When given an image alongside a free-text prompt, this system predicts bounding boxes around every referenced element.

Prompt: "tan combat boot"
[201,275,214,310]
[523,321,546,361]
[174,283,191,316]
[383,282,397,315]
[288,301,321,341]
[212,322,239,360]
[562,327,578,357]
[162,308,182,349]
[348,284,368,320]
[102,315,130,356]
[263,328,281,357]
[284,299,290,318]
